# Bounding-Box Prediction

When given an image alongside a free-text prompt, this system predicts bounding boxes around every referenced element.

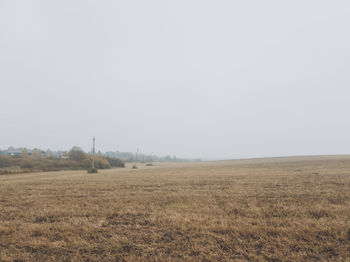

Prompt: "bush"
[0,155,10,168]
[0,169,9,175]
[106,157,125,168]
[87,168,98,173]
[0,149,124,174]
[86,156,110,169]
[82,158,93,169]
[20,161,34,169]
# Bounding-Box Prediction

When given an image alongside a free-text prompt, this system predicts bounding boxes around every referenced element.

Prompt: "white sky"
[1,1,350,159]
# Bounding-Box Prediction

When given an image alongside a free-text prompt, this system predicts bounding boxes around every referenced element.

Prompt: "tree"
[0,155,10,168]
[69,146,86,162]
[46,150,53,159]
[31,149,43,159]
[21,148,28,158]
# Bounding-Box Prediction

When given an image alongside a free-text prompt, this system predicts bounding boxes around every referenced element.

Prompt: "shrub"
[20,161,34,169]
[0,169,9,175]
[87,168,98,173]
[85,156,110,169]
[0,149,124,174]
[106,157,125,168]
[82,158,93,169]
[0,155,10,168]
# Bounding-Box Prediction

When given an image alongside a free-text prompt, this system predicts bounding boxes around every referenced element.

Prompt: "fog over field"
[1,1,350,159]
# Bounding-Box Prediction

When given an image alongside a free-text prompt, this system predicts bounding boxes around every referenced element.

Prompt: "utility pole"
[92,136,95,169]
[134,148,139,167]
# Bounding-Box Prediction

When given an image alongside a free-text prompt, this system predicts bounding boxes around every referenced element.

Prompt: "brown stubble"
[1,157,350,261]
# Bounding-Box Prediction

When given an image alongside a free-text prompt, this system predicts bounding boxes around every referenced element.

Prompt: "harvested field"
[1,156,350,261]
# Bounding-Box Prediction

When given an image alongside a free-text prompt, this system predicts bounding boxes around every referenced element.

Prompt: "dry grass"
[1,156,350,261]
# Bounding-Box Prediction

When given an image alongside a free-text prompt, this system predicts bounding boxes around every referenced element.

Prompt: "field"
[1,156,350,261]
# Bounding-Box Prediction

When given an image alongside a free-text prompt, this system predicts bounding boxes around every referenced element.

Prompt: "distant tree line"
[0,147,125,175]
[103,151,199,163]
[0,147,198,163]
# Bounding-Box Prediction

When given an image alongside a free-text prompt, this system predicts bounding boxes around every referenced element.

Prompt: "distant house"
[7,150,22,156]
[52,151,69,158]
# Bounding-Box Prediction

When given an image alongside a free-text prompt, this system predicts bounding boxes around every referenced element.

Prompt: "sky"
[1,0,350,159]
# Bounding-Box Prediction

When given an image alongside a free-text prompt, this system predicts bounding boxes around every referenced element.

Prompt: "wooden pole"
[92,136,95,169]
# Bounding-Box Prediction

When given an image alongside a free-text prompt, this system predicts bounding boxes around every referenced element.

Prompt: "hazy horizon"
[1,1,350,159]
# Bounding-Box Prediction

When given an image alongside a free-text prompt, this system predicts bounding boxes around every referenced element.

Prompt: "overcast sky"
[1,1,350,159]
